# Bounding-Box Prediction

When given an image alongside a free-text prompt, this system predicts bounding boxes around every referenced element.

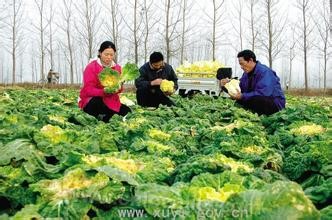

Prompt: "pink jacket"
[78,59,123,112]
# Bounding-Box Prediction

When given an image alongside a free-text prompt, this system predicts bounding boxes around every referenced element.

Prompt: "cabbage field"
[0,88,331,219]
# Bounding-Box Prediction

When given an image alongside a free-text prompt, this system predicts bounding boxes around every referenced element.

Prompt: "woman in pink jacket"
[78,41,131,122]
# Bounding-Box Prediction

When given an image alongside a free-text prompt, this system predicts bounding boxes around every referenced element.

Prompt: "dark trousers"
[136,88,175,108]
[83,97,131,122]
[236,96,280,116]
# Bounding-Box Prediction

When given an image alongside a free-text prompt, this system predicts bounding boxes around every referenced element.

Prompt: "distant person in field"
[135,51,178,107]
[220,49,285,115]
[78,41,131,122]
[47,69,59,84]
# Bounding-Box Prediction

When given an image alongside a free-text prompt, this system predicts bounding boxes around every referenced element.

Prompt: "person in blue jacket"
[221,49,286,115]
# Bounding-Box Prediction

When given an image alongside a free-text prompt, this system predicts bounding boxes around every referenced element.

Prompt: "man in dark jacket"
[135,52,178,107]
[221,49,285,115]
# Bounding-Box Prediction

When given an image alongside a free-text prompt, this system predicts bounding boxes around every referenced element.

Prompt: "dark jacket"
[239,61,286,110]
[135,62,178,91]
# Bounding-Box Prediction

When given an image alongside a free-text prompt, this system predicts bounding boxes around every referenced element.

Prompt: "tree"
[313,0,331,92]
[33,0,47,81]
[75,0,101,61]
[45,0,55,70]
[5,0,25,84]
[205,0,226,61]
[119,0,145,64]
[287,23,298,89]
[330,0,332,39]
[258,0,287,68]
[141,0,158,61]
[58,0,75,84]
[230,0,244,51]
[0,3,6,83]
[163,0,182,63]
[296,0,314,90]
[130,0,142,64]
[30,44,38,82]
[103,0,122,62]
[247,0,259,52]
[179,0,194,64]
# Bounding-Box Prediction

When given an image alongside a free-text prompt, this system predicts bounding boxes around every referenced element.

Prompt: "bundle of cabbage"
[160,79,174,93]
[99,63,139,93]
[99,68,121,93]
[224,79,241,96]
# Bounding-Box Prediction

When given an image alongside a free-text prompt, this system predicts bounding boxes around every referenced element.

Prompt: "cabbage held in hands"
[160,79,174,93]
[121,63,140,82]
[99,63,139,94]
[99,67,121,93]
[224,79,241,96]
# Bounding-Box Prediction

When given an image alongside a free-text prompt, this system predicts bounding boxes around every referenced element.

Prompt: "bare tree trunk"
[165,0,171,62]
[86,0,93,60]
[179,0,188,64]
[212,0,216,60]
[230,0,243,51]
[143,0,149,61]
[303,7,308,90]
[163,0,182,63]
[288,47,296,89]
[8,0,23,84]
[330,0,332,38]
[289,53,292,89]
[110,0,119,48]
[31,53,35,83]
[248,0,258,52]
[31,48,37,82]
[60,0,74,84]
[1,64,3,83]
[295,0,315,89]
[103,0,122,63]
[313,0,331,93]
[140,0,158,62]
[57,45,65,83]
[47,2,55,69]
[68,32,74,84]
[133,0,139,64]
[298,0,312,90]
[288,29,296,90]
[19,58,23,82]
[34,0,46,80]
[267,0,273,68]
[12,1,16,84]
[75,0,101,61]
[259,0,287,69]
[206,0,225,61]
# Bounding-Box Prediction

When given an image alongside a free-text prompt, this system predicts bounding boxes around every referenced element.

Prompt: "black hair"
[237,50,256,62]
[98,41,116,53]
[149,52,164,64]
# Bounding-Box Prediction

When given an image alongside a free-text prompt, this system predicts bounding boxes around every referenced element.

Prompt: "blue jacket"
[239,61,286,110]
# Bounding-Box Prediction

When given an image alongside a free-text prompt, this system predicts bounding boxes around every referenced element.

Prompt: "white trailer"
[176,72,221,96]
